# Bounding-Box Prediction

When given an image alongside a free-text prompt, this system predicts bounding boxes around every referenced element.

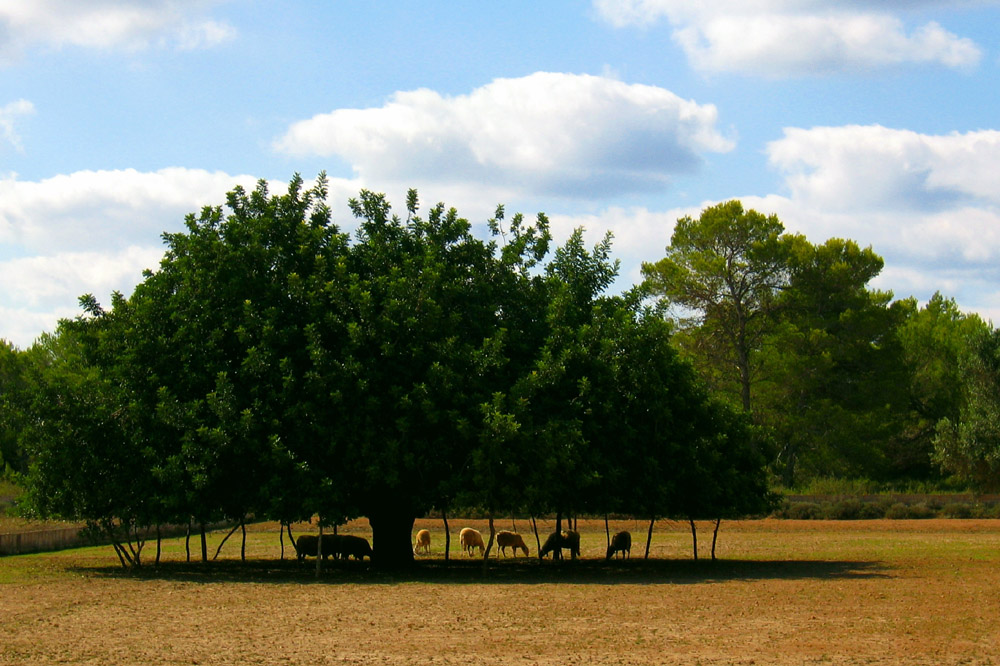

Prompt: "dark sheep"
[539,530,581,560]
[606,530,632,560]
[332,534,373,560]
[294,533,338,562]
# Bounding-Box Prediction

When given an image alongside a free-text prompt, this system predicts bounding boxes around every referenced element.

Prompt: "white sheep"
[459,527,485,556]
[413,528,431,555]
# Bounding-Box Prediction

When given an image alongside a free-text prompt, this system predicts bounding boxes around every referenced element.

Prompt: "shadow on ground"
[77,556,891,586]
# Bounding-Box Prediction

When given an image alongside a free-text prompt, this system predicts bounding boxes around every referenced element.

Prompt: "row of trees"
[1,176,772,568]
[642,200,992,488]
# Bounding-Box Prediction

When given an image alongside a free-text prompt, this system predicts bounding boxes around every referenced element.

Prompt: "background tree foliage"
[643,200,993,488]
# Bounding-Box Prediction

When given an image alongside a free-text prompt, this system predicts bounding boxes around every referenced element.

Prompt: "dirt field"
[2,517,1000,665]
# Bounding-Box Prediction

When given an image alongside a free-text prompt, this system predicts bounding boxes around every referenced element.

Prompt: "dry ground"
[2,518,1000,665]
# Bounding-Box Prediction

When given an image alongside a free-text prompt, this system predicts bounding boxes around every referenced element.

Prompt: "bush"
[780,501,824,520]
[940,502,974,519]
[824,499,863,520]
[885,502,935,519]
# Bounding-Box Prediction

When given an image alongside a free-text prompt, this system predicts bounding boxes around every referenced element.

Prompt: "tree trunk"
[240,519,247,562]
[644,518,654,560]
[316,521,324,577]
[689,518,698,561]
[711,518,721,561]
[213,523,241,560]
[280,521,286,560]
[155,525,162,566]
[554,512,563,561]
[531,515,541,560]
[199,522,208,563]
[604,514,611,549]
[185,520,191,563]
[443,510,451,562]
[483,514,496,571]
[369,508,416,568]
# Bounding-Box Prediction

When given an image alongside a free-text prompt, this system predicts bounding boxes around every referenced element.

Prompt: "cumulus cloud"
[0,98,33,152]
[0,0,235,63]
[0,168,261,253]
[592,0,982,75]
[758,124,1000,317]
[767,125,1000,212]
[274,72,734,199]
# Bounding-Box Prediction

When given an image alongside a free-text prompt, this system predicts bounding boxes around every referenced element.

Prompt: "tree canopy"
[14,176,771,568]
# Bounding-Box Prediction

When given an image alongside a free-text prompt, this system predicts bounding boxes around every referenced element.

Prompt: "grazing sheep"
[539,530,581,560]
[496,530,529,557]
[414,529,431,555]
[333,534,373,560]
[294,533,338,562]
[606,530,632,560]
[459,527,486,556]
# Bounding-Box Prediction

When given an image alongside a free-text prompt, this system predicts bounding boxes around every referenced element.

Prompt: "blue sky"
[2,0,1000,348]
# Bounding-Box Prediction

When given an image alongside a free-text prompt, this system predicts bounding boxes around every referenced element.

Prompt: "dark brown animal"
[332,534,373,560]
[294,533,339,562]
[496,530,529,557]
[606,530,631,560]
[539,530,580,559]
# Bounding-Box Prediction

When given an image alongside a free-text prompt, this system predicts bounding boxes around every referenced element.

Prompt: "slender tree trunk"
[443,510,451,562]
[554,512,563,561]
[689,518,698,561]
[185,520,191,563]
[213,523,241,560]
[531,515,541,560]
[511,511,516,532]
[605,515,611,549]
[240,519,247,563]
[286,522,297,559]
[711,518,721,561]
[645,518,655,559]
[483,514,496,571]
[199,522,208,563]
[155,525,162,566]
[316,520,324,577]
[279,521,285,560]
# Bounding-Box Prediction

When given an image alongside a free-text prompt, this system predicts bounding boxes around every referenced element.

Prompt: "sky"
[2,0,1000,349]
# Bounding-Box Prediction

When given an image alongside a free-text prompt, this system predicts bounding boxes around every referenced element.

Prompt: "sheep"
[333,534,373,560]
[459,527,486,556]
[294,533,338,562]
[414,529,431,555]
[539,530,581,560]
[606,530,632,560]
[496,530,529,557]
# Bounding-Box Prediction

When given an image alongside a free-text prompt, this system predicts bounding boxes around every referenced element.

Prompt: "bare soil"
[2,518,1000,665]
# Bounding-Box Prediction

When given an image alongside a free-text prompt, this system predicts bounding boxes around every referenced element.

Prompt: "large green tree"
[641,200,787,413]
[758,236,910,485]
[18,177,775,568]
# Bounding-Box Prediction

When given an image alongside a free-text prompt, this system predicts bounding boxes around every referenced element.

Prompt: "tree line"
[0,175,772,568]
[641,200,994,490]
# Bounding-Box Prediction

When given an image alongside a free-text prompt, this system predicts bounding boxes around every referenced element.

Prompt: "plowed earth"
[2,518,999,665]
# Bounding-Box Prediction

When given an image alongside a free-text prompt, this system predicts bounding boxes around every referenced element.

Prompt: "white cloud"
[0,98,33,152]
[767,125,1000,211]
[275,72,734,199]
[593,0,982,75]
[0,168,260,252]
[0,0,235,63]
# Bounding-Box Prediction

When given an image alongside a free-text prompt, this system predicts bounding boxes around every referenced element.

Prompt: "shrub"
[824,499,863,520]
[940,502,974,519]
[885,502,935,519]
[782,501,824,520]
